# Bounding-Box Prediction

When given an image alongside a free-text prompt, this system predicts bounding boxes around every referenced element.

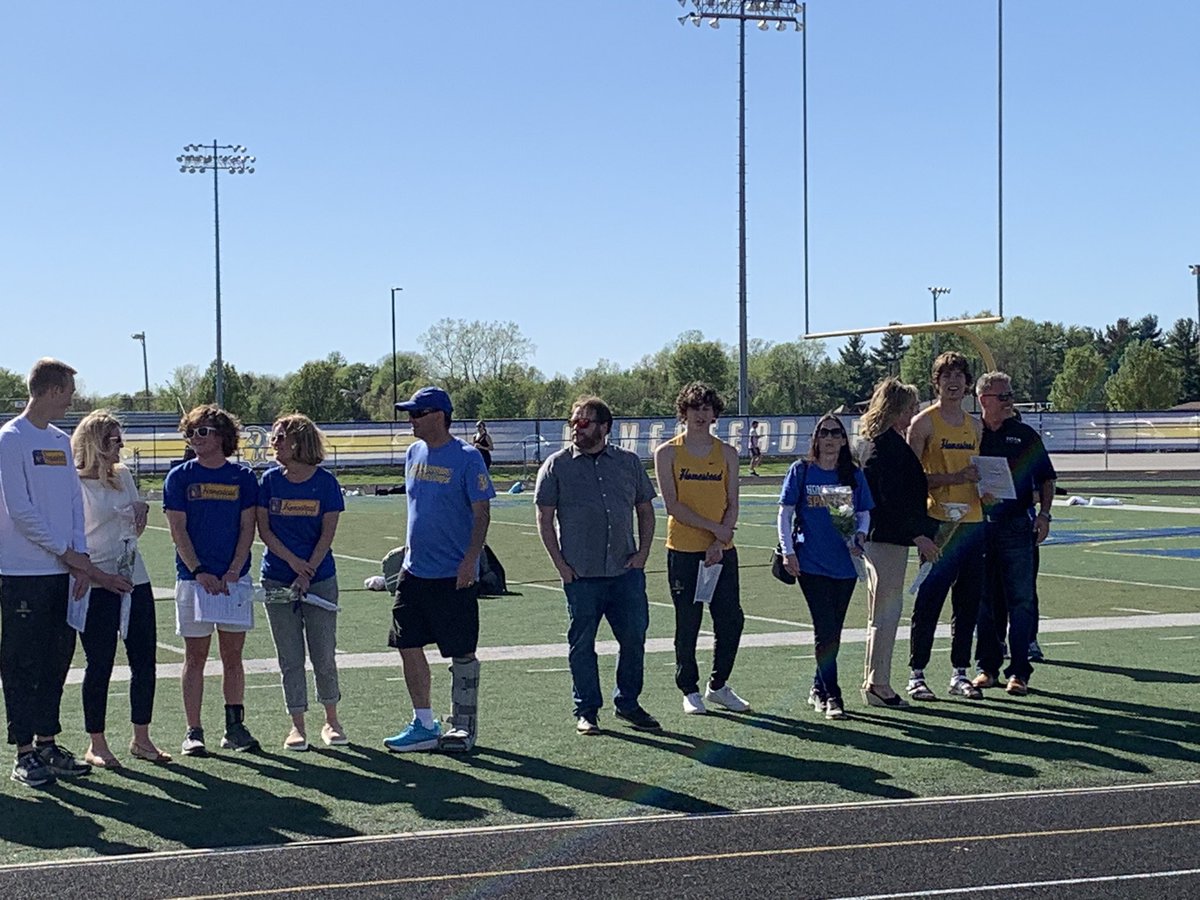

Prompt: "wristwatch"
[190,563,208,577]
[1036,511,1052,522]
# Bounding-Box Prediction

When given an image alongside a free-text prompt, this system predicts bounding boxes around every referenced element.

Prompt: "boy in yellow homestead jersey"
[653,383,749,716]
[904,352,986,702]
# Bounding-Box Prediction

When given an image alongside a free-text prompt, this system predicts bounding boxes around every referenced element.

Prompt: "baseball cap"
[395,386,453,415]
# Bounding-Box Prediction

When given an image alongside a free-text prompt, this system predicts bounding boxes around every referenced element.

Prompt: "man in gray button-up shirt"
[535,396,660,735]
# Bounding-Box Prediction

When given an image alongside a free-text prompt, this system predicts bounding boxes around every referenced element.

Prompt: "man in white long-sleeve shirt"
[0,358,127,787]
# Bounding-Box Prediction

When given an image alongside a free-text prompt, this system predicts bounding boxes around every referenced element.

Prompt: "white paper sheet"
[193,578,254,627]
[66,577,90,633]
[971,455,1017,501]
[119,592,132,639]
[694,562,723,605]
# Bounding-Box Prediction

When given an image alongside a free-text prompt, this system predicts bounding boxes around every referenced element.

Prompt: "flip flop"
[129,742,173,763]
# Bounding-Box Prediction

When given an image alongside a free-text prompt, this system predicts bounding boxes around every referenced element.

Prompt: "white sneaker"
[683,692,707,715]
[704,683,750,712]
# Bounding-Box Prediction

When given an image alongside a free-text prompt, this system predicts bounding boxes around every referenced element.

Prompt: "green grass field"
[1,486,1197,864]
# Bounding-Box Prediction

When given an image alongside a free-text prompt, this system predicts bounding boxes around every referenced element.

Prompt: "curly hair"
[674,381,726,422]
[179,404,242,458]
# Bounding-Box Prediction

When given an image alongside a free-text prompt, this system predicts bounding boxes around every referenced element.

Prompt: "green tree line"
[4,313,1196,422]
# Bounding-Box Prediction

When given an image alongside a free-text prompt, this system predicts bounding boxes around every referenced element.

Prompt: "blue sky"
[2,1,1197,397]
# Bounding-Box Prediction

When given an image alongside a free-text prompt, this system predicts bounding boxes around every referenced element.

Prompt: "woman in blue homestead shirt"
[777,414,874,721]
[256,414,347,752]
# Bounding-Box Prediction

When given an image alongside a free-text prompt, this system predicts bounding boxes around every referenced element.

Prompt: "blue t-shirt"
[405,437,496,579]
[163,460,259,580]
[779,462,874,580]
[258,466,346,584]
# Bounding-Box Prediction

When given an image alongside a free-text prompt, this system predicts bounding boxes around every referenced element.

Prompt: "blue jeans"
[976,517,1037,682]
[564,569,649,718]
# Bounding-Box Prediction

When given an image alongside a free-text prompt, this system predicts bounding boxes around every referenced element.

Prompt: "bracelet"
[191,564,208,577]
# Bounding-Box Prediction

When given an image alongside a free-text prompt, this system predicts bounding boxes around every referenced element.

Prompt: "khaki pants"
[862,542,911,690]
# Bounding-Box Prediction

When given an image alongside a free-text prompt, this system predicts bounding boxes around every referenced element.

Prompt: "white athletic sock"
[414,708,435,729]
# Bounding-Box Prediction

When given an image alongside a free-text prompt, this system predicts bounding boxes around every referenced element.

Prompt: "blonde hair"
[272,413,326,465]
[72,409,124,488]
[859,377,920,440]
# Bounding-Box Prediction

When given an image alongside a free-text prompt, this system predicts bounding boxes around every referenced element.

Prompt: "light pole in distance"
[131,332,150,410]
[928,286,951,358]
[677,0,804,416]
[177,141,256,408]
[390,287,403,420]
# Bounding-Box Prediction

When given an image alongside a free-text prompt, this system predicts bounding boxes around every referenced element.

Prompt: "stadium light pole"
[390,286,403,420]
[177,141,256,408]
[1188,264,1200,363]
[928,286,951,359]
[131,332,150,410]
[677,0,804,416]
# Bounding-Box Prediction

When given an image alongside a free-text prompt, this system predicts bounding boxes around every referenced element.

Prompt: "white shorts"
[175,576,256,638]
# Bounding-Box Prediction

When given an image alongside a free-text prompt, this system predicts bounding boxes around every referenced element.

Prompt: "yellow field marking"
[169,817,1200,899]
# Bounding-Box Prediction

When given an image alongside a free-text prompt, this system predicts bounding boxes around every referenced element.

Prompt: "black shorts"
[750,446,762,459]
[388,571,479,658]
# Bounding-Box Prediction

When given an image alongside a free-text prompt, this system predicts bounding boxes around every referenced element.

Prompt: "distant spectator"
[472,421,494,470]
[748,421,762,476]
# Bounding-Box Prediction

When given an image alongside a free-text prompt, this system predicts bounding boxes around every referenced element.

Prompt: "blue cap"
[396,386,453,415]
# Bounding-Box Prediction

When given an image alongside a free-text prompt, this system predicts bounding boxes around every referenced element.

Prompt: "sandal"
[906,679,937,702]
[84,750,123,769]
[129,742,173,763]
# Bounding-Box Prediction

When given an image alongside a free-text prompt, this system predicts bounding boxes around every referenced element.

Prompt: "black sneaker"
[221,721,260,752]
[182,727,208,757]
[614,706,661,732]
[12,751,55,787]
[36,743,91,778]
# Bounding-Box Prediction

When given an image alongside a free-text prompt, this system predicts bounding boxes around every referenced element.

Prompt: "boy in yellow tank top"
[904,352,988,702]
[652,382,750,716]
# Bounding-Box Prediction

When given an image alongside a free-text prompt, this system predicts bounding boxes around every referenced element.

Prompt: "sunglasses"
[408,408,439,420]
[270,431,287,443]
[983,391,1015,401]
[185,425,217,439]
[816,427,845,439]
[103,434,124,447]
[569,417,592,429]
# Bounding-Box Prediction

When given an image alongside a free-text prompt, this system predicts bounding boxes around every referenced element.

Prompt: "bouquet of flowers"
[908,501,969,595]
[820,485,867,581]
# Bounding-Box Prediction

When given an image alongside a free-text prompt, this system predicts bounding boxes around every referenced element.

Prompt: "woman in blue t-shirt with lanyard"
[257,414,347,751]
[778,414,874,720]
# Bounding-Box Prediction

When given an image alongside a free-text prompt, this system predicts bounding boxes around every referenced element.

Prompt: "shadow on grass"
[1040,658,1200,685]
[13,759,356,853]
[600,724,916,801]
[217,743,578,823]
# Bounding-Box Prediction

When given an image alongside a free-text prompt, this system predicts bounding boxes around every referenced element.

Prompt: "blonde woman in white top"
[72,411,170,766]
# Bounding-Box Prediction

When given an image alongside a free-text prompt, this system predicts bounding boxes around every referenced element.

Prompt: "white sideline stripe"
[3,780,1195,874]
[65,611,1200,686]
[1086,548,1200,562]
[1040,571,1200,592]
[828,868,1200,900]
[156,642,185,655]
[1112,607,1160,615]
[648,600,808,629]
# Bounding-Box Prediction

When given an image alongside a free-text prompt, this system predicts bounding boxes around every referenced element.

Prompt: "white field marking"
[157,642,185,655]
[14,780,1197,876]
[525,667,571,673]
[1078,503,1200,514]
[1040,571,1200,592]
[510,580,562,593]
[828,869,1200,900]
[1040,641,1080,647]
[1160,635,1197,640]
[1085,548,1200,562]
[334,553,385,565]
[66,612,1200,686]
[1112,607,1161,615]
[648,599,808,629]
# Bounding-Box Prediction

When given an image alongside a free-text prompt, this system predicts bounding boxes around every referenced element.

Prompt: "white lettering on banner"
[758,421,771,452]
[618,422,640,453]
[241,426,270,464]
[728,420,744,452]
[780,420,798,453]
[648,422,665,451]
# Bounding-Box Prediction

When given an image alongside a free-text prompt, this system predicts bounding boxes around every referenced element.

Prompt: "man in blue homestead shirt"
[384,387,494,753]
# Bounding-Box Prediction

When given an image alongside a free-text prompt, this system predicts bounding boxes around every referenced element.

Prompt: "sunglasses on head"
[408,408,439,420]
[185,425,217,439]
[983,391,1015,401]
[816,427,845,439]
[569,416,592,429]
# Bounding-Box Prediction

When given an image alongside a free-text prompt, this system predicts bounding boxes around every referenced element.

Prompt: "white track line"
[1040,572,1200,592]
[829,868,1200,900]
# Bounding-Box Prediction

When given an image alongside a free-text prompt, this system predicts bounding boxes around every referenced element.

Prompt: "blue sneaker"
[383,719,441,753]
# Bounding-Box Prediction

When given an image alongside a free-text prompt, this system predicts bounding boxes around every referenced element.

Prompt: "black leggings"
[80,582,158,733]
